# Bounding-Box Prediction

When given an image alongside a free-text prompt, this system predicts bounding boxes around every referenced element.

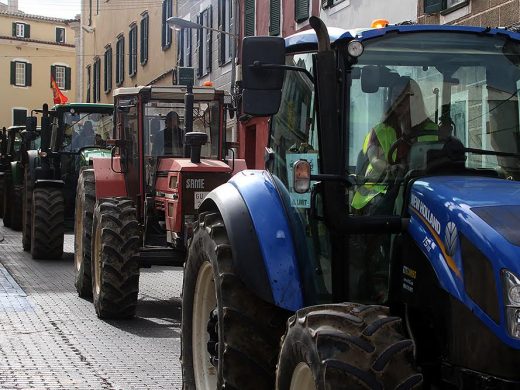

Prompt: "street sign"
[175,67,195,86]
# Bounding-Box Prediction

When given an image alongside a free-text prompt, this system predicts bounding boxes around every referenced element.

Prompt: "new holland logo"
[444,222,458,257]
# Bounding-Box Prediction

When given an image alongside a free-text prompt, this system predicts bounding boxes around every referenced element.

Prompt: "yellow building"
[0,4,76,128]
[81,0,178,104]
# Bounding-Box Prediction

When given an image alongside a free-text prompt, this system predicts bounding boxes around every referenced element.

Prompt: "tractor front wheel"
[276,304,423,390]
[31,187,64,259]
[10,184,23,231]
[3,174,12,227]
[91,198,140,319]
[74,169,96,298]
[182,211,289,390]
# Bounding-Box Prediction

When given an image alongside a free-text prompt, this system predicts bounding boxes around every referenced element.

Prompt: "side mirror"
[241,36,286,116]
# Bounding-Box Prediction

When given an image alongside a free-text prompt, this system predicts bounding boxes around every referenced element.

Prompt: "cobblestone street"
[0,226,183,389]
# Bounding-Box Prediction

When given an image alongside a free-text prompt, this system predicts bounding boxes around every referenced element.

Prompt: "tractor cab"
[104,85,238,250]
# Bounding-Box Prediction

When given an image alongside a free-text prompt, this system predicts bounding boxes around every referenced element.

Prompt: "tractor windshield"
[143,100,220,158]
[58,111,113,152]
[347,32,520,184]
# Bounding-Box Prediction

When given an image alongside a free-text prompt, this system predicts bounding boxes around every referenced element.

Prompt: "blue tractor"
[182,17,520,389]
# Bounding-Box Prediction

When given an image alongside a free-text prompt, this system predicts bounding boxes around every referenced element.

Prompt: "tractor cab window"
[143,100,220,158]
[270,53,332,304]
[60,111,113,152]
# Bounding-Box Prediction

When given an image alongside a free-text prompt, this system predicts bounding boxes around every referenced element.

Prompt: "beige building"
[0,1,76,128]
[80,0,178,104]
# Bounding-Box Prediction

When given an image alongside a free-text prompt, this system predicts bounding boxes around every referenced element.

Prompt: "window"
[10,61,31,87]
[13,109,27,126]
[177,28,192,67]
[12,22,30,38]
[116,35,125,86]
[295,0,309,23]
[93,57,101,102]
[51,65,71,90]
[140,13,149,65]
[244,0,255,37]
[321,0,345,8]
[197,7,212,77]
[86,65,91,103]
[424,0,468,13]
[129,24,137,77]
[269,0,280,36]
[56,27,65,43]
[219,0,233,64]
[162,0,173,50]
[104,46,112,93]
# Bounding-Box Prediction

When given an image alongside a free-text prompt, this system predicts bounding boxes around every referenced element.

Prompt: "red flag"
[51,75,68,104]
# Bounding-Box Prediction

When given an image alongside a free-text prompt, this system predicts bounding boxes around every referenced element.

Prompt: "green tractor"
[24,103,113,259]
[2,124,40,230]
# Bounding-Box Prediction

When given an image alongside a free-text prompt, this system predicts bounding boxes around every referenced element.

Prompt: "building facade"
[418,0,520,27]
[0,1,76,128]
[80,0,179,104]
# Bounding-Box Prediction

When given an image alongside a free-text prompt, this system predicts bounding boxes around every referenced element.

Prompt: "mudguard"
[92,157,126,199]
[200,170,304,311]
[10,161,22,186]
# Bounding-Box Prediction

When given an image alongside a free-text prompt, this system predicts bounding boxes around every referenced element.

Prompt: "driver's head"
[388,78,428,132]
[82,120,94,135]
[165,111,180,129]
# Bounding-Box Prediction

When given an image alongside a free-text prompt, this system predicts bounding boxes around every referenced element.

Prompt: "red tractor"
[74,85,245,318]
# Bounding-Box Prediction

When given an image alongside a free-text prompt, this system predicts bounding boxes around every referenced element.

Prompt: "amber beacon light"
[371,19,390,28]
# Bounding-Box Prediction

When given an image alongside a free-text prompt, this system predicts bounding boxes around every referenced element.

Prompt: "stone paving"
[0,226,183,389]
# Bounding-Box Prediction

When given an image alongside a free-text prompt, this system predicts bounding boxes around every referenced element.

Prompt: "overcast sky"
[18,0,81,19]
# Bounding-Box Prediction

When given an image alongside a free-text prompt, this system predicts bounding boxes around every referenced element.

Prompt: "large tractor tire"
[74,169,96,298]
[10,184,23,231]
[91,198,140,319]
[22,165,34,251]
[182,211,289,390]
[0,174,4,218]
[31,187,65,259]
[3,174,12,228]
[276,304,423,390]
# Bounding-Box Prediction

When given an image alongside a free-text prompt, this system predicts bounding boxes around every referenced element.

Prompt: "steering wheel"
[387,130,441,165]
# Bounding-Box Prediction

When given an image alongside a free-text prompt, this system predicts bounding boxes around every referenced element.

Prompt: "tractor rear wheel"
[31,187,64,259]
[74,169,96,298]
[91,198,140,319]
[22,165,34,251]
[182,211,289,390]
[10,185,23,231]
[276,304,423,390]
[3,175,12,227]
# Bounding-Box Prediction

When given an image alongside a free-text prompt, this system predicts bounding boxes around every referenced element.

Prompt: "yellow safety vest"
[351,121,438,211]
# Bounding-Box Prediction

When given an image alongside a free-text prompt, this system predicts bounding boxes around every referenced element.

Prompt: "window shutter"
[270,0,280,36]
[10,62,16,85]
[424,0,444,13]
[197,14,202,77]
[218,0,223,65]
[161,0,167,48]
[65,67,71,90]
[207,6,213,73]
[25,23,30,38]
[26,63,32,86]
[50,65,56,87]
[12,23,16,37]
[244,0,255,37]
[187,29,192,67]
[140,18,145,64]
[295,0,309,23]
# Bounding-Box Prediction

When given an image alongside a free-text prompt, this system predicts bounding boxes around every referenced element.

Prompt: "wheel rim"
[193,261,218,390]
[93,218,102,297]
[290,363,316,390]
[74,197,84,272]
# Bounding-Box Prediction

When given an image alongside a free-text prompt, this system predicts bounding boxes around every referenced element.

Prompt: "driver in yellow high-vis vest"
[352,78,438,214]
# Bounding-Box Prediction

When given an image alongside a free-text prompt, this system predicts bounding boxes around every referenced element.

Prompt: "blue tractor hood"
[408,176,520,345]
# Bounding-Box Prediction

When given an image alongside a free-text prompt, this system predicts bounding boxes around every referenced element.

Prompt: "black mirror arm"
[250,62,314,84]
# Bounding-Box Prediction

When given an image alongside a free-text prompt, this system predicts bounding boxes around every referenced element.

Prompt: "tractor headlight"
[502,269,520,339]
